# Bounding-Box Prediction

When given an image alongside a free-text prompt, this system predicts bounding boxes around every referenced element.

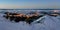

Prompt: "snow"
[0,12,60,30]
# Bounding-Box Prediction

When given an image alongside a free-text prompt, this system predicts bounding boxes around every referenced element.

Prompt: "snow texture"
[0,10,60,30]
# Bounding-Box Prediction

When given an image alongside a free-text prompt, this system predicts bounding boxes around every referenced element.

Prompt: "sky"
[0,0,60,9]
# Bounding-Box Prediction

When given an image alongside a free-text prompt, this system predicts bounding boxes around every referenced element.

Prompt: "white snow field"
[0,11,60,30]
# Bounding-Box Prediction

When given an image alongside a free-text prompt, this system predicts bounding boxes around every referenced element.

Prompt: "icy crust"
[0,13,60,30]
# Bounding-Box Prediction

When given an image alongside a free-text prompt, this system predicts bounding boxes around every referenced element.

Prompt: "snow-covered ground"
[0,10,60,30]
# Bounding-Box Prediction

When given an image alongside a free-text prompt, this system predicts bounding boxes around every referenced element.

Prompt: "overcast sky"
[0,0,60,9]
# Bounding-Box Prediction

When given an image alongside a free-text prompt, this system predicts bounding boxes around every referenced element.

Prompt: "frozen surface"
[0,12,60,30]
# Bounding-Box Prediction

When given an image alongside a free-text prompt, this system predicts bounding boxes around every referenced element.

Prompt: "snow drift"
[0,13,60,30]
[0,10,60,30]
